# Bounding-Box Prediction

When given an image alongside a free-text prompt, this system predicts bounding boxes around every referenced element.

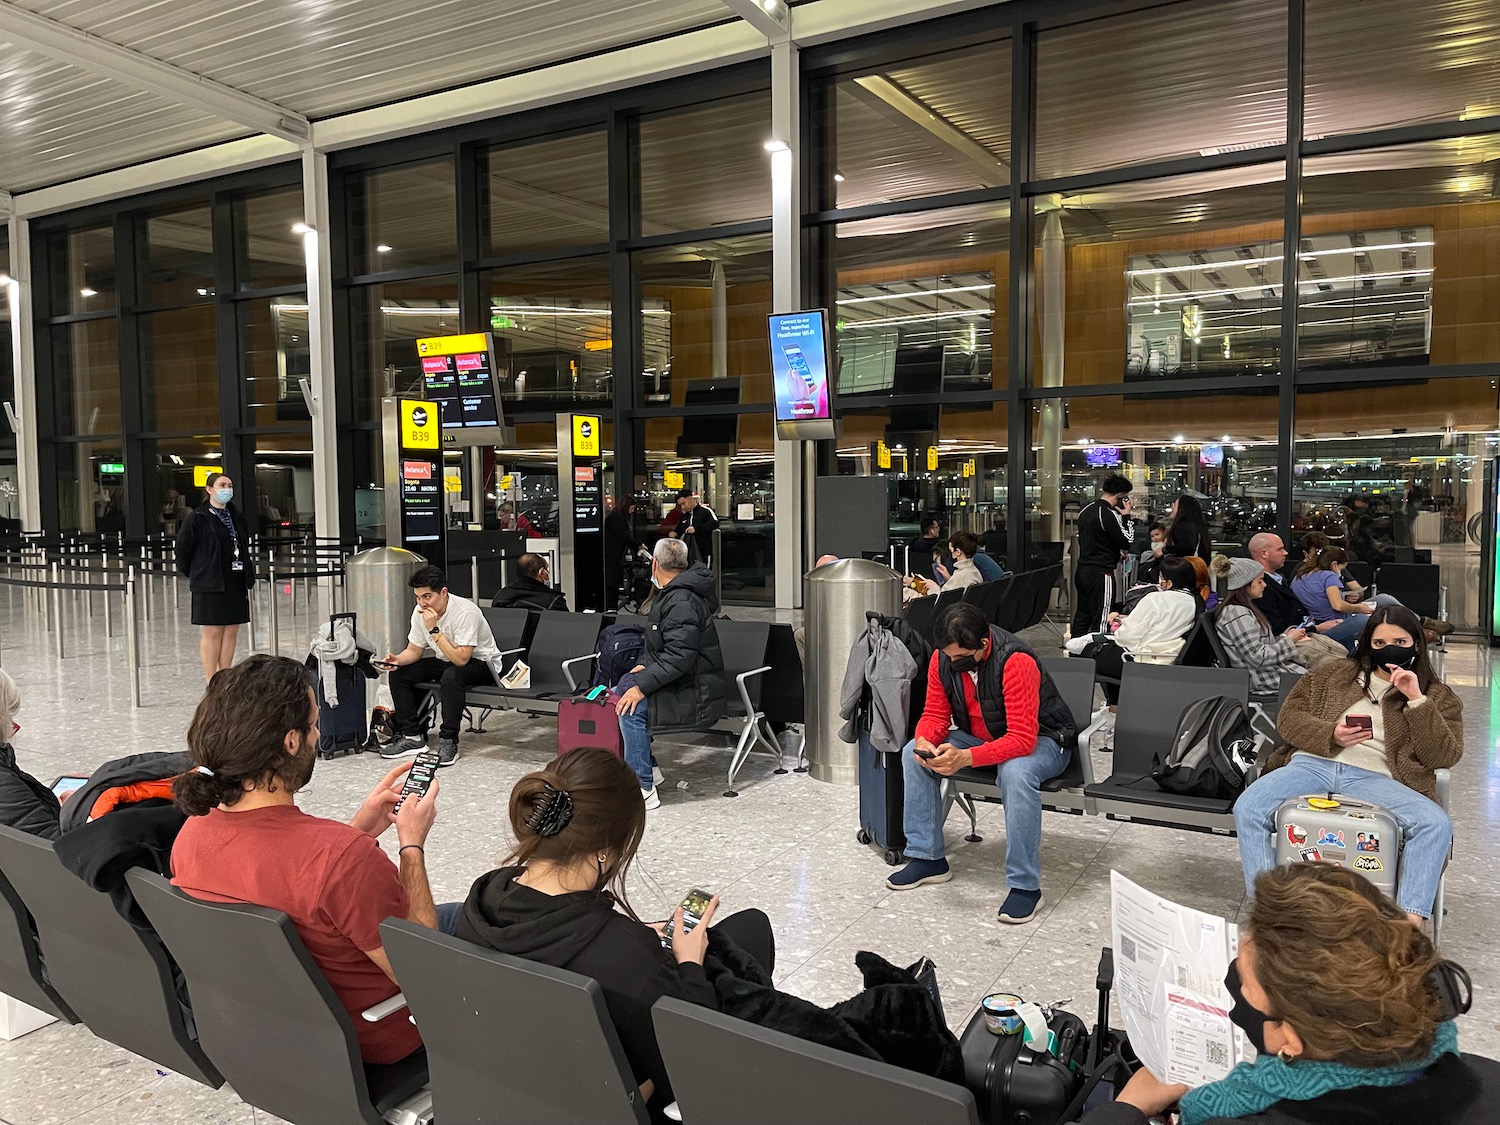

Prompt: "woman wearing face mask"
[175,472,255,684]
[1232,605,1461,922]
[1069,555,1201,706]
[1080,863,1492,1125]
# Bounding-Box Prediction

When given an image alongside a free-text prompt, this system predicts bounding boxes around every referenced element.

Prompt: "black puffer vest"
[936,627,1075,748]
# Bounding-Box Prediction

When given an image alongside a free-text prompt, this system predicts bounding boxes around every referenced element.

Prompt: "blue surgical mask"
[650,574,661,589]
[214,488,233,504]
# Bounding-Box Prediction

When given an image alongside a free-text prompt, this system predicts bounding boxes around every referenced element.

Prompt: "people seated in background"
[1295,532,1452,646]
[0,669,60,839]
[381,565,500,767]
[1290,544,1385,652]
[1232,607,1461,922]
[974,533,1008,580]
[1136,522,1168,584]
[456,748,775,1124]
[1166,494,1212,562]
[491,553,569,612]
[905,516,944,577]
[1187,554,1216,610]
[495,501,541,538]
[614,539,727,810]
[170,655,450,1065]
[1069,555,1200,706]
[1211,556,1307,695]
[1247,533,1348,670]
[933,530,987,591]
[1083,864,1490,1125]
[1072,475,1136,639]
[886,603,1075,925]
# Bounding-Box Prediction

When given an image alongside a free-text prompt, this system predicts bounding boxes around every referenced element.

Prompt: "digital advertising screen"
[415,332,506,444]
[768,310,839,440]
[1199,444,1225,468]
[1085,446,1122,468]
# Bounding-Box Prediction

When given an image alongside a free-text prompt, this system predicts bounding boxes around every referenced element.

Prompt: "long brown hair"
[1249,864,1443,1067]
[173,655,317,815]
[1351,604,1440,696]
[1213,580,1271,633]
[506,749,647,919]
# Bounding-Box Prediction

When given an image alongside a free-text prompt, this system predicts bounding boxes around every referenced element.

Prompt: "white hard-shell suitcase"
[1272,794,1399,899]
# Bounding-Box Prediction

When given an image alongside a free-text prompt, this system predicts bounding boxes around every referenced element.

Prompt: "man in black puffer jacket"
[615,539,727,809]
[0,671,61,840]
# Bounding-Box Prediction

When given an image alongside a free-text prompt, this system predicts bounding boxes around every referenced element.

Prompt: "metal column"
[5,216,40,531]
[1038,210,1065,544]
[302,149,341,551]
[770,37,805,609]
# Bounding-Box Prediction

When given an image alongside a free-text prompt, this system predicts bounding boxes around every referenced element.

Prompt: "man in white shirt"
[380,565,499,767]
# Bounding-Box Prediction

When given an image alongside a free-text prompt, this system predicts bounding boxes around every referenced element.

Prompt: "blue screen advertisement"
[769,311,833,423]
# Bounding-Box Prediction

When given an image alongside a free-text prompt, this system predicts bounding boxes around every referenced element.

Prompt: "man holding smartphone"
[885,604,1076,924]
[1072,475,1136,640]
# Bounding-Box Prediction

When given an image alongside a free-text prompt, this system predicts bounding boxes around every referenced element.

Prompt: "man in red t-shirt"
[170,655,448,1064]
[884,604,1075,925]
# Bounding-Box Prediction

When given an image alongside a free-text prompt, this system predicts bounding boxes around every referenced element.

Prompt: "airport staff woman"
[176,473,255,684]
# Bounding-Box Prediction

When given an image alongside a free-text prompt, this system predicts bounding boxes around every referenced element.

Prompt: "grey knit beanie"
[1225,556,1265,592]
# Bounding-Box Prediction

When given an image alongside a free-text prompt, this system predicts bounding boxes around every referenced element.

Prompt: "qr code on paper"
[1206,1040,1228,1069]
[1120,934,1137,961]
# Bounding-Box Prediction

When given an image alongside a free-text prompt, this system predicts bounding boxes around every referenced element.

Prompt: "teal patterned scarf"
[1179,1020,1459,1125]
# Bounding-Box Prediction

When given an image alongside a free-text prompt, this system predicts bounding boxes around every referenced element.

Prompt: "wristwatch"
[429,626,440,636]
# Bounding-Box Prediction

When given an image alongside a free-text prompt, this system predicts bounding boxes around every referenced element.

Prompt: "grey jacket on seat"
[838,620,919,755]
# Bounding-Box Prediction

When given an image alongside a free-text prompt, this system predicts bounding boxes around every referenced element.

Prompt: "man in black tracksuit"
[1072,474,1136,639]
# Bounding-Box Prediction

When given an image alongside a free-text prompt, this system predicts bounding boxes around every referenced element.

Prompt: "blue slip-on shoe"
[997,888,1044,924]
[886,857,952,890]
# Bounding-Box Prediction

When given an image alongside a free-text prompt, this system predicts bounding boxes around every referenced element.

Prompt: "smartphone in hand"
[661,888,714,949]
[1344,714,1373,734]
[393,747,441,815]
[913,745,937,760]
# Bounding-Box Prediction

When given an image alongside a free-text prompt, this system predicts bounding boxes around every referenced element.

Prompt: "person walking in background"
[671,490,719,569]
[175,472,255,685]
[1072,474,1136,639]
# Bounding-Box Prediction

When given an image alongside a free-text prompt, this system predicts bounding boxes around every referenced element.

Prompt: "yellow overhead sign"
[876,440,891,470]
[664,470,685,490]
[400,399,440,451]
[415,333,489,358]
[926,447,939,471]
[193,465,221,488]
[572,414,602,458]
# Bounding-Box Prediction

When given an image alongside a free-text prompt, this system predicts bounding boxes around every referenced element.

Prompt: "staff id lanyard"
[213,508,244,571]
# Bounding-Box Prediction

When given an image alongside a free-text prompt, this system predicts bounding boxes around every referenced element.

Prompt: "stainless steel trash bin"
[346,547,426,658]
[804,558,901,784]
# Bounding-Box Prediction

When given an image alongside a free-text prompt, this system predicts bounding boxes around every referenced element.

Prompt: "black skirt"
[192,589,251,626]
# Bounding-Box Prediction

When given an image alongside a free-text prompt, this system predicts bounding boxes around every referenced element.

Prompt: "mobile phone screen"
[50,775,89,801]
[393,748,440,814]
[661,887,714,949]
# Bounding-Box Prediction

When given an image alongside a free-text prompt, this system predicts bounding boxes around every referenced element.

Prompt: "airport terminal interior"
[2,0,1500,1121]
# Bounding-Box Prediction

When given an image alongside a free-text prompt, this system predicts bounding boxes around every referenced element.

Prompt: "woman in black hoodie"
[456,748,774,1121]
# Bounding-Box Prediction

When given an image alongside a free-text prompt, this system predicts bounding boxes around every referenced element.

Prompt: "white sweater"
[1114,589,1197,663]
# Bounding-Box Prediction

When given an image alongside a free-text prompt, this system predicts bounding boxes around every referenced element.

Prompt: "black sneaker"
[437,737,460,767]
[380,734,428,759]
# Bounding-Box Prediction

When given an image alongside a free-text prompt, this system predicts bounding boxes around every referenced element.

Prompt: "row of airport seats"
[904,565,1064,642]
[0,830,982,1124]
[426,606,805,796]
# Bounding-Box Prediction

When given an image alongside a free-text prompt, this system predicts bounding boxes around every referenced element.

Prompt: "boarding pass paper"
[1110,871,1244,1086]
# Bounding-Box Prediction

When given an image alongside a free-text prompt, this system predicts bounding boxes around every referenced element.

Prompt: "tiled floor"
[1,578,1498,1124]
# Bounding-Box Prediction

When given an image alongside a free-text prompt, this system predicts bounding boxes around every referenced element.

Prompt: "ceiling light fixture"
[763,139,789,153]
[833,172,845,183]
[291,222,313,235]
[376,244,392,253]
[79,287,97,298]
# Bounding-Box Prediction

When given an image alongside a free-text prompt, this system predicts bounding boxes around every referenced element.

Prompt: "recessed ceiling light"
[79,287,97,298]
[833,172,845,183]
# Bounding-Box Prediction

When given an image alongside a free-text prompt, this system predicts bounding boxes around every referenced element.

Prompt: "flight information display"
[400,458,443,544]
[416,332,504,431]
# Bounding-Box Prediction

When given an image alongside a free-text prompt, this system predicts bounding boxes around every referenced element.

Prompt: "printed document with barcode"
[1110,871,1245,1086]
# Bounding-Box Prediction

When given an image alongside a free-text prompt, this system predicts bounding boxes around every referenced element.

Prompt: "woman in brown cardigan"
[1233,605,1462,921]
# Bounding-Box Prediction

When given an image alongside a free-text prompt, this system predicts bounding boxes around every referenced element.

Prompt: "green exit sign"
[99,462,125,474]
[490,313,516,330]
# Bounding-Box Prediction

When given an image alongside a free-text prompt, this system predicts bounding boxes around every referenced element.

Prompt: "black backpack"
[1150,697,1255,800]
[592,623,646,689]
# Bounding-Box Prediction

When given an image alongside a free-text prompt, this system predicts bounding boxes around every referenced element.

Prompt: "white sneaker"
[641,785,661,811]
[652,764,665,787]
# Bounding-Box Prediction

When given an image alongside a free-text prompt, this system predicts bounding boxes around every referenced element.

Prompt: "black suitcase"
[855,729,906,865]
[309,613,372,759]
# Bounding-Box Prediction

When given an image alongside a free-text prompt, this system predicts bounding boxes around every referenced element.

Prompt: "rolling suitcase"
[557,687,624,759]
[1273,794,1399,898]
[309,612,373,759]
[855,728,906,865]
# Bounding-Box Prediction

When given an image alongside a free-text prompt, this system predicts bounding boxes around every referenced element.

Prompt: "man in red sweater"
[886,604,1075,923]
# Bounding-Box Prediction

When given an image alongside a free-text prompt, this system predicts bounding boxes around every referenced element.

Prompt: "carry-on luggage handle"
[1089,947,1114,1072]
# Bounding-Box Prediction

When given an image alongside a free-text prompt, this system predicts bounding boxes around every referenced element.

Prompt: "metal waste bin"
[804,558,901,784]
[346,547,426,658]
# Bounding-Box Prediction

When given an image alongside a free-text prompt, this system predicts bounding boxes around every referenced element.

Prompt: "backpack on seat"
[591,623,646,689]
[1150,696,1255,800]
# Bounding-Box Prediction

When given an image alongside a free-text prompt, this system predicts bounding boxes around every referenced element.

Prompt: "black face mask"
[949,642,987,675]
[1377,644,1419,672]
[1225,960,1275,1056]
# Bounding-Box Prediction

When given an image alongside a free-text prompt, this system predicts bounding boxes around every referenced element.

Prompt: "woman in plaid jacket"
[1212,556,1307,695]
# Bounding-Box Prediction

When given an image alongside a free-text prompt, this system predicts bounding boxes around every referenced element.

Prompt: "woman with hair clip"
[455,748,775,1122]
[1079,863,1493,1124]
[1232,605,1462,922]
[1291,533,1452,652]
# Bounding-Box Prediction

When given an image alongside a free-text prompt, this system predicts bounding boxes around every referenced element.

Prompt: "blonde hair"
[0,669,19,741]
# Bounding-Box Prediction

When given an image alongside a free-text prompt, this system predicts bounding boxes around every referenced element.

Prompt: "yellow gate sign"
[400,399,439,451]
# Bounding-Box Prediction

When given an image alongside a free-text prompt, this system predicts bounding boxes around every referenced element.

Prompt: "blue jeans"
[619,694,653,791]
[435,901,464,935]
[1321,613,1370,651]
[1233,756,1451,917]
[901,731,1069,892]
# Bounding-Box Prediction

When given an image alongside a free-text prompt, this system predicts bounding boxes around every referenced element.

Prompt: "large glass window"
[140,202,214,307]
[49,226,115,315]
[1299,138,1500,368]
[1026,391,1281,559]
[0,229,12,413]
[483,131,610,254]
[637,92,773,233]
[234,188,306,291]
[239,297,311,427]
[145,436,221,535]
[53,319,121,436]
[818,37,1010,210]
[831,202,1009,396]
[54,440,126,534]
[139,306,219,432]
[637,234,772,406]
[1034,0,1286,179]
[348,159,457,275]
[1032,164,1286,386]
[483,257,612,410]
[1305,0,1500,138]
[1292,377,1499,629]
[349,276,460,421]
[249,432,316,537]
